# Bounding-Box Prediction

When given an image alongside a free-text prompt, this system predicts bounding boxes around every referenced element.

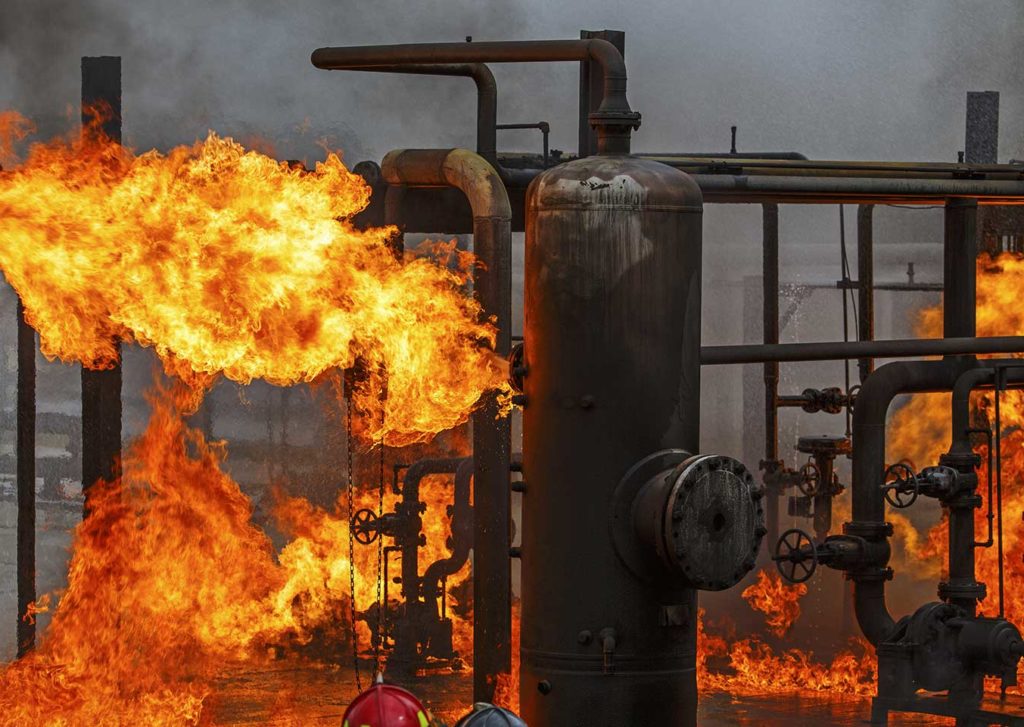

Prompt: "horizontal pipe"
[701,336,1024,365]
[647,156,1024,179]
[638,151,809,160]
[691,174,1024,205]
[312,39,638,154]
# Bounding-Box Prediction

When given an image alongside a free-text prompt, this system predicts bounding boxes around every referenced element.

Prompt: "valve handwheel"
[798,461,820,497]
[881,462,919,509]
[773,528,818,584]
[352,508,381,545]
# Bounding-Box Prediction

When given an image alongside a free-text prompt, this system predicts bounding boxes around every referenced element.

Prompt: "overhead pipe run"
[381,147,512,704]
[312,39,640,154]
[700,335,1024,365]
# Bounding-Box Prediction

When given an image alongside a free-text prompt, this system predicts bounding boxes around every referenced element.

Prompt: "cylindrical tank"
[521,155,704,727]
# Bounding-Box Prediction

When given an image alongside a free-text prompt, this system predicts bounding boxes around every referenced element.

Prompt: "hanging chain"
[346,391,363,692]
[374,403,386,677]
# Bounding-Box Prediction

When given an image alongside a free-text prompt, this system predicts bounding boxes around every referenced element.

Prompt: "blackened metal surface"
[965,91,1000,165]
[522,154,703,726]
[857,205,875,383]
[81,56,122,515]
[16,299,35,657]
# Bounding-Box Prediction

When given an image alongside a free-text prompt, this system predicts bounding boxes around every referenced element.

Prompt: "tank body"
[521,154,704,727]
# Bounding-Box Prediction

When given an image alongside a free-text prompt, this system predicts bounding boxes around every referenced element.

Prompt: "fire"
[0,113,505,723]
[698,608,876,695]
[0,110,508,446]
[741,569,807,637]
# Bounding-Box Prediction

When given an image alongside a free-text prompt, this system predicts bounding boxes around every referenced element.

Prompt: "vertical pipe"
[943,199,978,340]
[941,197,980,618]
[80,57,123,515]
[577,30,625,158]
[472,214,513,703]
[16,299,36,657]
[857,204,875,383]
[762,203,781,548]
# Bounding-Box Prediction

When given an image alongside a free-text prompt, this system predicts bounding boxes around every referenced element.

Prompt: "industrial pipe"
[857,205,875,383]
[762,204,782,548]
[381,148,512,703]
[848,359,977,644]
[690,174,1024,205]
[421,458,474,608]
[700,335,1024,365]
[398,457,466,607]
[16,299,35,657]
[313,39,640,154]
[650,156,1024,179]
[342,64,498,164]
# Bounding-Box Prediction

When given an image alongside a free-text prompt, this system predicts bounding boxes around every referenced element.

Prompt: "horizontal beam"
[701,336,1024,365]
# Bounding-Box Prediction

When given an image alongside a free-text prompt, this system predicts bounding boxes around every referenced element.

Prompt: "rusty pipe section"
[382,148,511,221]
[382,148,512,702]
[313,40,639,154]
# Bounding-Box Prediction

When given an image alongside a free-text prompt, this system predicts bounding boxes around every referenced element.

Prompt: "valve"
[351,508,382,545]
[773,528,818,584]
[508,341,527,393]
[881,462,919,509]
[798,461,820,497]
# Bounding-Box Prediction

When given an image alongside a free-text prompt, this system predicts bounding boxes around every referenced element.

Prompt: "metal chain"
[374,400,386,677]
[346,393,362,692]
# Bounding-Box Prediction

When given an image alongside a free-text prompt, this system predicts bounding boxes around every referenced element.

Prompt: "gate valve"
[352,508,384,544]
[773,528,818,584]
[772,528,870,582]
[916,465,961,500]
[880,462,920,509]
[797,461,820,497]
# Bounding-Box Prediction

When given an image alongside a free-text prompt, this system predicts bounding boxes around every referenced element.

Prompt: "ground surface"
[207,662,962,726]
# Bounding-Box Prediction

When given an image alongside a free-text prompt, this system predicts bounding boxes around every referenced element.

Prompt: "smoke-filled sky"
[0,0,1021,164]
[0,0,1021,457]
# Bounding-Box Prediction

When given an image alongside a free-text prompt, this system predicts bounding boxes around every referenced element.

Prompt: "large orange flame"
[741,569,807,637]
[0,111,508,445]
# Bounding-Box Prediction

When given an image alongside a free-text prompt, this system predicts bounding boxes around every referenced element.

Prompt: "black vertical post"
[943,199,978,340]
[472,217,512,703]
[578,30,625,158]
[81,56,122,515]
[857,205,875,383]
[16,299,36,657]
[762,204,781,548]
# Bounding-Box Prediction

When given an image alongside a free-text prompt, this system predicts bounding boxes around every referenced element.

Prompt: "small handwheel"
[882,462,919,509]
[798,461,820,497]
[773,528,818,584]
[351,508,381,545]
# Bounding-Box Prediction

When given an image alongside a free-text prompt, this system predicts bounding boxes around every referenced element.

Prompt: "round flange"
[611,449,691,590]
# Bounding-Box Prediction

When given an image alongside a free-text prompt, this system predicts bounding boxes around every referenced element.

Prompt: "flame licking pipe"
[381,147,512,702]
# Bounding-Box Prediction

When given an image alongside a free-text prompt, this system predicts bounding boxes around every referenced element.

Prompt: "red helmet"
[342,677,434,727]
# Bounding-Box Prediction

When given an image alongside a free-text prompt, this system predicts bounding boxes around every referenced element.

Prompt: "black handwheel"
[882,462,919,509]
[798,461,820,497]
[773,528,818,584]
[351,508,381,545]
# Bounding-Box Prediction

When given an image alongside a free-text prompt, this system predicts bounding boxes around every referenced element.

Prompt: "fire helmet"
[342,677,436,727]
[454,703,528,727]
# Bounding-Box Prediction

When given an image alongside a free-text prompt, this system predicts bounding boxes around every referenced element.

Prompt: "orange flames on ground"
[0,385,357,723]
[0,110,507,446]
[741,569,807,637]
